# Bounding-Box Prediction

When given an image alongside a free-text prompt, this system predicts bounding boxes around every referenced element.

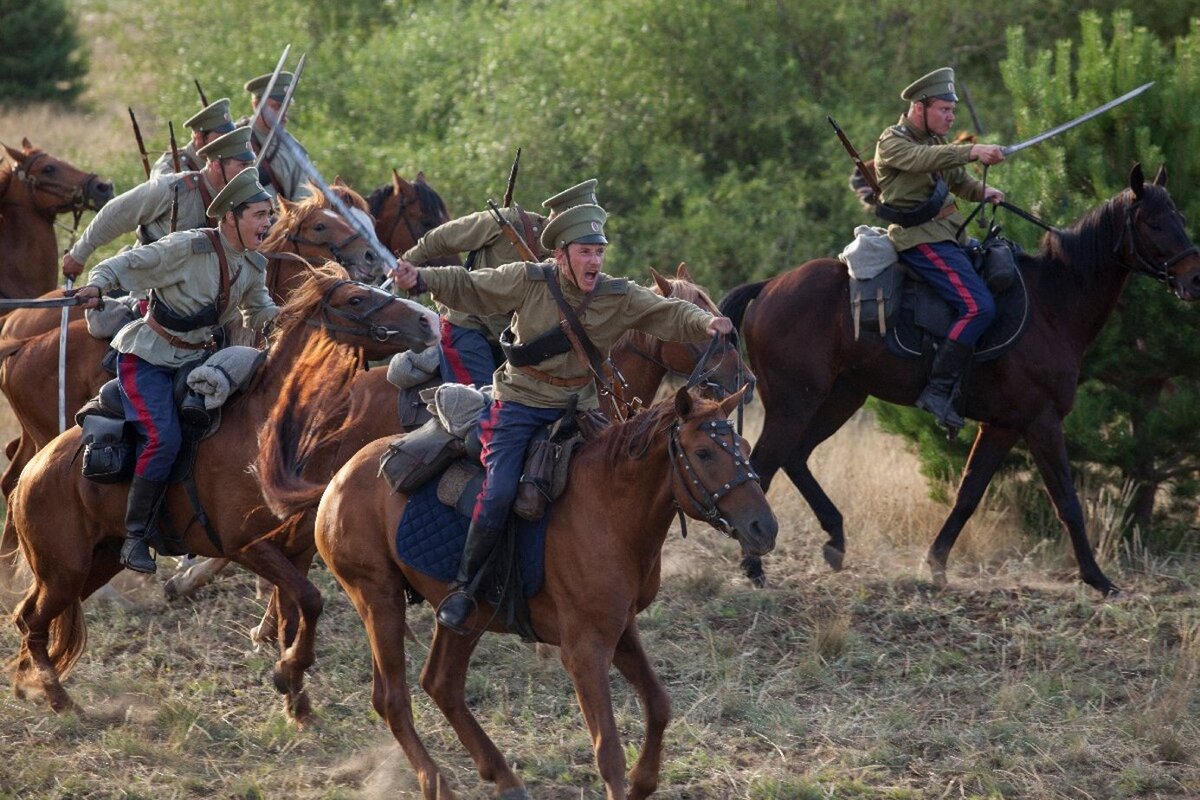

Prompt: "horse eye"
[42,164,56,175]
[695,448,713,462]
[349,295,363,305]
[314,223,326,232]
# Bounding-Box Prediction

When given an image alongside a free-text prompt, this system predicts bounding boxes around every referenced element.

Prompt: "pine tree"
[0,0,88,105]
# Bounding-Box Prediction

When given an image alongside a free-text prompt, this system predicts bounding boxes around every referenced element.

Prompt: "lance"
[255,52,306,167]
[1002,81,1154,156]
[194,78,208,107]
[501,147,521,208]
[128,107,151,180]
[168,121,181,232]
[247,44,292,137]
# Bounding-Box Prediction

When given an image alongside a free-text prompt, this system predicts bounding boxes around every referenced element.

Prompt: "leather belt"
[934,201,959,221]
[516,364,591,388]
[146,316,217,351]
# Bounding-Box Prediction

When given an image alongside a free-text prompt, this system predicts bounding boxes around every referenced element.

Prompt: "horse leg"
[1024,415,1119,596]
[163,556,232,600]
[421,626,526,798]
[558,625,628,799]
[11,572,86,713]
[926,424,1020,587]
[250,589,280,647]
[0,433,32,500]
[611,622,669,800]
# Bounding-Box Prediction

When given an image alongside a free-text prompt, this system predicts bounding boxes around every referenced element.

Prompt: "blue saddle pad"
[394,478,550,597]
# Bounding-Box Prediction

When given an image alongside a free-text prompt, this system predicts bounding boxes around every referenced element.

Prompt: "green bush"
[0,0,88,104]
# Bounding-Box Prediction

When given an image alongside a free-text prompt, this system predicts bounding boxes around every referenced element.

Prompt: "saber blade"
[1002,81,1154,156]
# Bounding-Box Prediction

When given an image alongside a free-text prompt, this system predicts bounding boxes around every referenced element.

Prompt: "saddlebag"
[80,414,134,484]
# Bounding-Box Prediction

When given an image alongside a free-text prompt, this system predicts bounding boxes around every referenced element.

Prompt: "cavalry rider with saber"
[69,168,279,574]
[390,200,734,633]
[874,67,1006,432]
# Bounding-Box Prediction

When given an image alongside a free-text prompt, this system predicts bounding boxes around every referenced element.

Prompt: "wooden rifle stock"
[486,199,538,262]
[501,147,521,208]
[828,116,881,197]
[128,107,151,180]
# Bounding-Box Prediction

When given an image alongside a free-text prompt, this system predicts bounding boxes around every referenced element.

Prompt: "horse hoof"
[163,577,182,601]
[927,558,947,589]
[822,544,844,572]
[740,556,766,588]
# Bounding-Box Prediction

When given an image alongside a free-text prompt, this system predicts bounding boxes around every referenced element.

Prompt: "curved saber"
[58,277,72,433]
[1002,81,1154,156]
[255,52,306,167]
[247,44,292,135]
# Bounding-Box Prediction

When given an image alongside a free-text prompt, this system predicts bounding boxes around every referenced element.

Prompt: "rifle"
[168,121,181,232]
[501,147,521,208]
[128,107,152,180]
[827,116,881,198]
[486,199,537,262]
[194,79,208,107]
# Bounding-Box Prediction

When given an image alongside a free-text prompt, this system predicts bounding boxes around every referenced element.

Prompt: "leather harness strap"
[146,230,233,352]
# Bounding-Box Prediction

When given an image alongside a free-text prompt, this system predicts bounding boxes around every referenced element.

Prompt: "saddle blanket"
[395,478,550,597]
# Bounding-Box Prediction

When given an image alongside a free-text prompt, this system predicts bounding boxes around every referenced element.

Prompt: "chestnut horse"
[164,265,755,625]
[367,169,455,258]
[719,165,1200,595]
[0,189,399,561]
[6,264,439,718]
[295,387,774,799]
[0,139,113,307]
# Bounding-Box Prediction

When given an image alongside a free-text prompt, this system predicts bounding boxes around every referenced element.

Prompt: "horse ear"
[415,170,427,184]
[332,175,348,188]
[21,137,33,152]
[1130,163,1146,199]
[650,267,673,296]
[392,169,412,197]
[675,262,694,282]
[674,386,694,419]
[718,385,749,418]
[278,195,297,215]
[1153,164,1168,187]
[2,143,22,163]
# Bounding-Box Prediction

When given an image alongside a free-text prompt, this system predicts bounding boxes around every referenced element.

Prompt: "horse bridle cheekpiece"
[17,151,98,217]
[1115,192,1198,284]
[668,417,759,538]
[316,279,411,342]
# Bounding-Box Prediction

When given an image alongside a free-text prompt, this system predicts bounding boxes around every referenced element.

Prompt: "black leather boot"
[436,521,504,633]
[915,339,973,434]
[119,476,167,574]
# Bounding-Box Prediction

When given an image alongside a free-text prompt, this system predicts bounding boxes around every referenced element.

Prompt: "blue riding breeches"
[899,241,996,345]
[117,353,182,481]
[439,319,498,388]
[471,399,564,530]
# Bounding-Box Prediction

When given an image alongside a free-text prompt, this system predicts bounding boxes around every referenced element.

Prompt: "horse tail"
[718,281,768,331]
[255,333,359,520]
[47,599,87,679]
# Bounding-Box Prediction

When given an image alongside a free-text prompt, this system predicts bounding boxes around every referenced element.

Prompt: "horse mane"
[592,396,679,467]
[366,183,393,218]
[366,177,448,222]
[260,186,332,253]
[267,260,346,343]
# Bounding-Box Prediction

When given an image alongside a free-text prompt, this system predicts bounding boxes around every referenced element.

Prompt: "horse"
[6,263,439,718]
[0,190,407,565]
[719,164,1200,596]
[366,169,456,259]
[0,139,113,307]
[163,264,756,633]
[285,386,775,799]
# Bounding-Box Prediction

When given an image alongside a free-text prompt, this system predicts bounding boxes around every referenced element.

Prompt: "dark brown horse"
[366,169,455,259]
[720,165,1200,596]
[6,264,438,717]
[291,388,774,799]
[0,139,112,307]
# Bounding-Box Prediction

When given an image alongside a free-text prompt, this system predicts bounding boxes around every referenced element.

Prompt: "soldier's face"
[923,100,957,136]
[254,97,288,130]
[557,242,606,292]
[231,200,275,250]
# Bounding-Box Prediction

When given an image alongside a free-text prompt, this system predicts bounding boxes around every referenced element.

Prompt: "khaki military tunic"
[69,172,217,264]
[874,116,986,252]
[89,228,277,368]
[419,262,713,409]
[149,142,202,178]
[249,125,314,203]
[404,206,548,340]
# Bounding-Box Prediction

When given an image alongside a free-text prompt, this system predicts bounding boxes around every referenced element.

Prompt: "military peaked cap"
[184,98,235,135]
[207,167,271,218]
[540,204,608,251]
[197,126,255,164]
[542,179,599,216]
[902,67,958,103]
[244,71,294,100]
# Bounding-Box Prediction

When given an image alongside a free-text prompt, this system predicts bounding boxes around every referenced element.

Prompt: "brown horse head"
[1,138,113,216]
[666,385,776,556]
[367,169,455,260]
[262,187,384,299]
[272,261,439,360]
[1123,163,1200,300]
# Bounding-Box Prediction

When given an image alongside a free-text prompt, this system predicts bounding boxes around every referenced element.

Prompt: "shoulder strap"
[203,229,232,316]
[544,267,625,412]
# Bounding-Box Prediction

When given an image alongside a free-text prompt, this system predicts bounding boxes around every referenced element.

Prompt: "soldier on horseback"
[401,179,598,387]
[243,70,313,202]
[150,97,236,178]
[874,67,1006,431]
[61,126,259,279]
[68,168,279,574]
[390,200,733,632]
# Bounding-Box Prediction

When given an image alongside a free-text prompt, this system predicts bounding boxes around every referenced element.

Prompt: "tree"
[0,0,88,104]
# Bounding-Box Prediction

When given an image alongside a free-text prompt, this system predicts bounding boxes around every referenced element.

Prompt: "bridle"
[287,215,363,265]
[1112,192,1199,285]
[667,416,760,538]
[378,184,446,253]
[313,279,422,343]
[13,151,98,218]
[623,329,746,399]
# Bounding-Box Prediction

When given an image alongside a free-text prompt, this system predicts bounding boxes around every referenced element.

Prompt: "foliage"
[0,0,88,105]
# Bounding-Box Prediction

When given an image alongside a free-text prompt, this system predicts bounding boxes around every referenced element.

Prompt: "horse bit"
[667,416,760,538]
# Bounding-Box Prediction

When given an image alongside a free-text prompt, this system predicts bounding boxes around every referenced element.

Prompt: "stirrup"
[435,588,477,635]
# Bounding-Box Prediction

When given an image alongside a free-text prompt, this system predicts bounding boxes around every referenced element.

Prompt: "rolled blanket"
[423,382,489,439]
[386,345,441,389]
[84,295,140,339]
[838,225,897,280]
[186,345,267,409]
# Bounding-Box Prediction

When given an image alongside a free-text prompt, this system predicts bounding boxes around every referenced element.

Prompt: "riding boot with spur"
[120,476,167,574]
[436,521,505,633]
[915,339,973,435]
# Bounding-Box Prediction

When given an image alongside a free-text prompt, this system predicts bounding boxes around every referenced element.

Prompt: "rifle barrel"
[128,107,152,180]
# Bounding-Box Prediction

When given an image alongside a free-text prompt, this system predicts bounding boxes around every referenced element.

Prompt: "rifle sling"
[543,266,614,396]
